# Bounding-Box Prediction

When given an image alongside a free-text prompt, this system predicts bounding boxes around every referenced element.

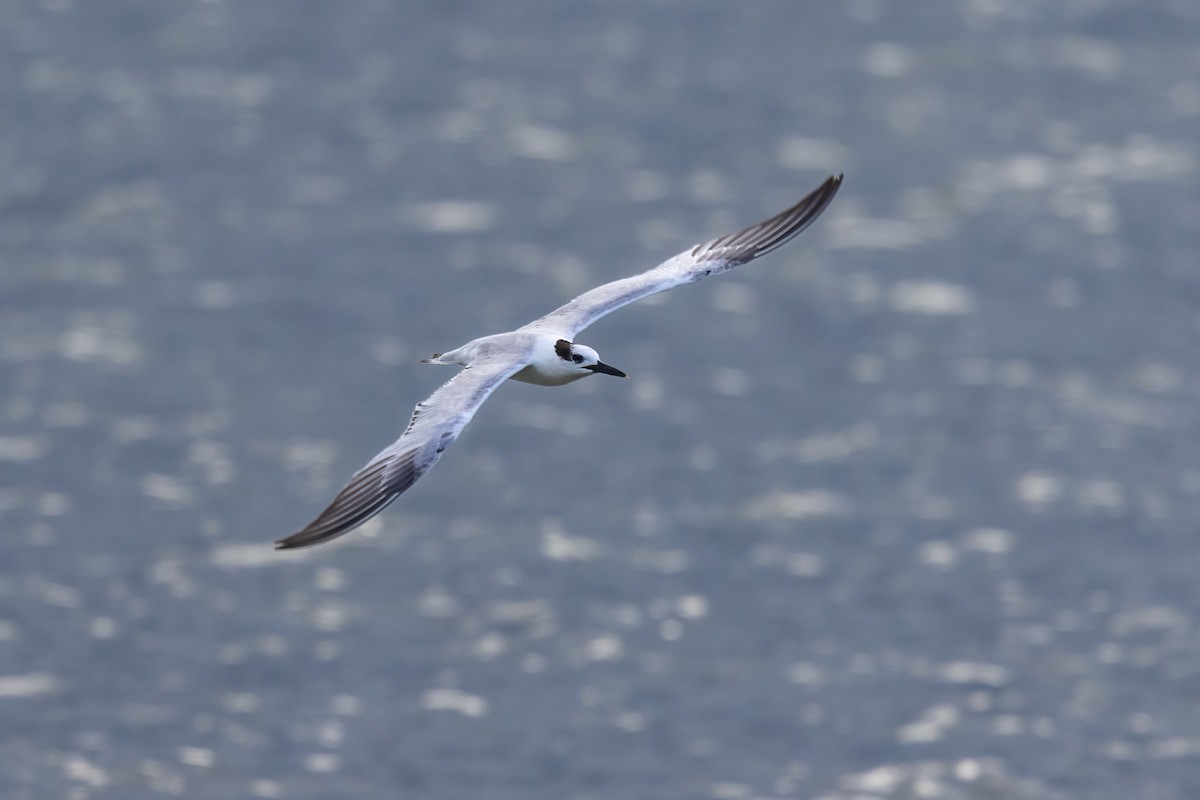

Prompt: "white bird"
[276,174,843,550]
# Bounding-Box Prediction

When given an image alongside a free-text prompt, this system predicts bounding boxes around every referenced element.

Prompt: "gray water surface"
[3,2,1200,798]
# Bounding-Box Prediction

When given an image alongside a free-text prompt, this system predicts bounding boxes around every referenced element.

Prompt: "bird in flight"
[276,174,843,550]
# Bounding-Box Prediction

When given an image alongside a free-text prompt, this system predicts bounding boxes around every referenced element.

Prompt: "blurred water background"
[3,1,1200,798]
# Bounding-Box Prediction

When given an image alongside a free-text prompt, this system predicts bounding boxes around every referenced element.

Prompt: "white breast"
[510,362,588,386]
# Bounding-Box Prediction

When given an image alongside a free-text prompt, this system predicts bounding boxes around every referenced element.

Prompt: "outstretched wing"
[275,356,528,550]
[521,174,842,338]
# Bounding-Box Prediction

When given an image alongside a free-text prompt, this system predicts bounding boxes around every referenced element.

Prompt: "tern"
[276,174,843,550]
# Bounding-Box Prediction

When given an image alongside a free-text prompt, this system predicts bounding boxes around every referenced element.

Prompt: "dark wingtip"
[274,529,321,551]
[273,509,382,551]
[273,453,415,552]
[698,173,845,263]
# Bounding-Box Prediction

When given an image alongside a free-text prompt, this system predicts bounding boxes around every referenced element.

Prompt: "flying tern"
[276,174,843,550]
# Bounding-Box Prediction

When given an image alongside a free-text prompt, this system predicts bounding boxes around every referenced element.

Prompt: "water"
[2,1,1200,798]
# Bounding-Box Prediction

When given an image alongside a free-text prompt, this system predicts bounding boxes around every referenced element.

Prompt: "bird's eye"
[571,354,584,364]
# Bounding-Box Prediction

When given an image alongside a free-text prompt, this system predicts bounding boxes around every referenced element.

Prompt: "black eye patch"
[572,354,584,363]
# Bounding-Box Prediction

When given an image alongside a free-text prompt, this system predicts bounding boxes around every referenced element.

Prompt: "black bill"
[586,361,628,378]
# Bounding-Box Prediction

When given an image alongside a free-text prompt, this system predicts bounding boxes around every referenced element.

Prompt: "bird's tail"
[420,348,461,365]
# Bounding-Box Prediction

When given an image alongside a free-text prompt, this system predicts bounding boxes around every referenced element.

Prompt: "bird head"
[555,338,627,379]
